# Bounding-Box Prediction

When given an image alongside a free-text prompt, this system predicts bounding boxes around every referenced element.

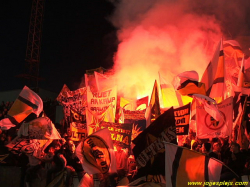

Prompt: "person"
[24,141,43,187]
[64,138,85,181]
[114,143,129,180]
[201,142,211,156]
[226,142,246,176]
[46,142,75,187]
[127,154,137,181]
[39,146,55,170]
[209,142,223,161]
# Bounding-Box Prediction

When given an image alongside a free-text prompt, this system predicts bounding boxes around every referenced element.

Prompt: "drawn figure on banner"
[205,112,226,130]
[131,124,142,141]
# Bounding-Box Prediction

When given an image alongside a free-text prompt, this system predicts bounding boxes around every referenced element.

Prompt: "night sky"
[0,0,117,93]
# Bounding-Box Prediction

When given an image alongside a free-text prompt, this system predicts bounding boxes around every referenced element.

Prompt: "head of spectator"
[66,139,76,154]
[202,143,211,154]
[115,142,123,152]
[212,142,221,153]
[54,142,62,152]
[230,142,240,154]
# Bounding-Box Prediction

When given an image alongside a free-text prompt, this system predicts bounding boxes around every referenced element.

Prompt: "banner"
[173,103,190,135]
[124,109,146,120]
[75,128,117,175]
[56,84,70,103]
[124,119,146,141]
[69,109,87,141]
[99,121,133,149]
[132,107,176,176]
[17,117,61,140]
[6,137,50,156]
[86,86,117,134]
[196,97,233,139]
[57,86,87,127]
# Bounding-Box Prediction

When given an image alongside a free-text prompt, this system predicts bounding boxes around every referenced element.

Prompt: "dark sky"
[0,0,117,93]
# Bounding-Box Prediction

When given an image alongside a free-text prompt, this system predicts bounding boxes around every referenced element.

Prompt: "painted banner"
[132,107,177,177]
[124,109,146,120]
[124,119,146,141]
[57,87,87,123]
[75,128,117,175]
[69,109,87,141]
[86,86,117,134]
[6,137,50,156]
[17,117,61,140]
[99,121,133,149]
[173,103,190,135]
[196,97,233,138]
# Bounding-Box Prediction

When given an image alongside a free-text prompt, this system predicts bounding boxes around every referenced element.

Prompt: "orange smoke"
[108,0,222,100]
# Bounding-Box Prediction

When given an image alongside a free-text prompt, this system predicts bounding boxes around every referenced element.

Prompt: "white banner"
[196,97,233,138]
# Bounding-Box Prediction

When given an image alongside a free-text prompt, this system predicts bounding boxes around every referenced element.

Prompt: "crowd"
[0,100,136,187]
[1,99,250,186]
[180,130,250,181]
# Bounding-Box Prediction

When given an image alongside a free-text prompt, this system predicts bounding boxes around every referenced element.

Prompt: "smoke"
[102,0,249,100]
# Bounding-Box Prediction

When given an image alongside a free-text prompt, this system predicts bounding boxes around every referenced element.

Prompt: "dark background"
[0,0,118,93]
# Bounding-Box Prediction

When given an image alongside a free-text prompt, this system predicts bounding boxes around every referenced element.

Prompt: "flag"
[6,137,51,157]
[132,107,176,176]
[99,121,133,149]
[85,73,97,93]
[173,103,190,135]
[159,72,179,108]
[69,109,87,141]
[172,71,206,105]
[56,84,70,103]
[57,86,87,124]
[86,86,117,134]
[47,169,67,187]
[136,96,148,110]
[196,97,233,139]
[237,56,245,87]
[75,128,117,175]
[164,142,238,187]
[120,97,134,110]
[0,86,43,130]
[17,117,61,140]
[149,80,161,121]
[201,39,225,101]
[236,96,248,149]
[94,71,116,92]
[85,67,105,92]
[193,94,222,121]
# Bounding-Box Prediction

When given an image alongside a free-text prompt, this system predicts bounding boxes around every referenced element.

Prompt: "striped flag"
[165,142,238,187]
[0,86,43,130]
[201,39,225,102]
[172,71,206,106]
